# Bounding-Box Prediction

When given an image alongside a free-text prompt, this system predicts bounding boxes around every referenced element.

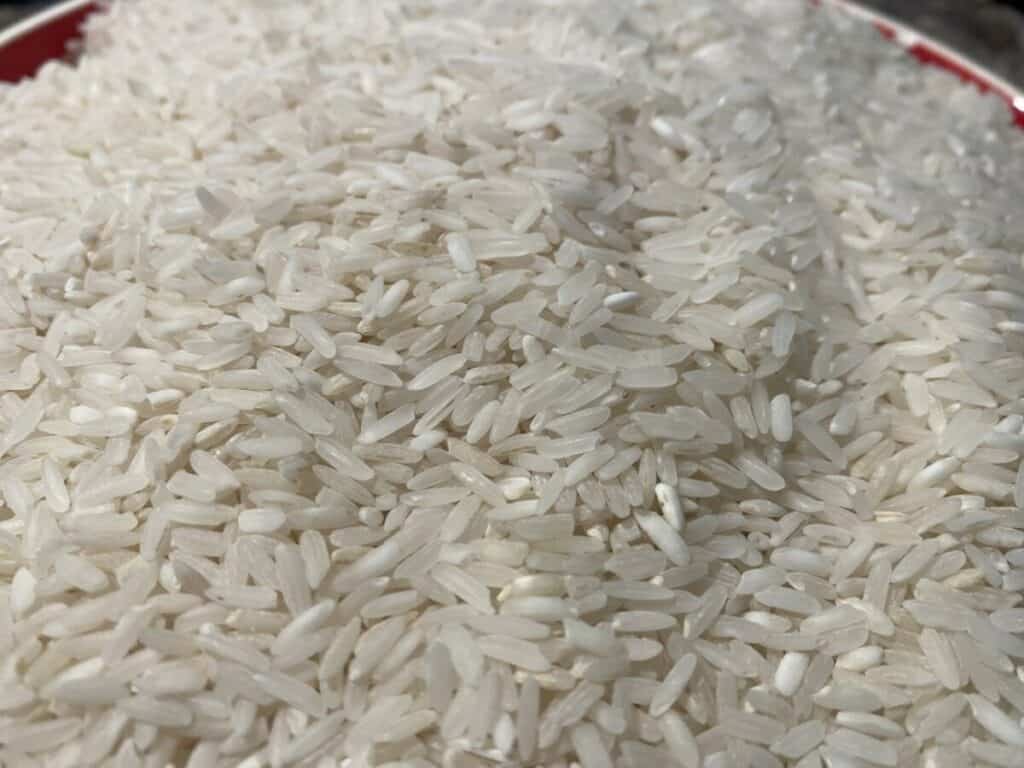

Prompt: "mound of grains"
[2,1,1024,766]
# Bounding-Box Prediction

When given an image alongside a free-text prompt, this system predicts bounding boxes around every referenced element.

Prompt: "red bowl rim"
[0,0,95,52]
[828,0,1024,128]
[0,0,97,83]
[1,0,1023,128]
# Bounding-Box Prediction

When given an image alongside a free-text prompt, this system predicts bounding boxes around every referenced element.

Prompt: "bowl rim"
[0,0,95,53]
[827,0,1024,123]
[1,0,1023,124]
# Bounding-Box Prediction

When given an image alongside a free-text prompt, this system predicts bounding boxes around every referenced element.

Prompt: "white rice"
[1,0,1024,764]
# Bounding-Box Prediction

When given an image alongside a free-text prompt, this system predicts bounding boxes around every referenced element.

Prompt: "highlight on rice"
[2,0,1024,766]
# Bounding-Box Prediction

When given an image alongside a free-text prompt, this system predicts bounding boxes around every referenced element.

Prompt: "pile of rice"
[2,0,1024,766]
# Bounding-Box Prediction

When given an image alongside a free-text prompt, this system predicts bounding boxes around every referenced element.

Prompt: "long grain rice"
[2,0,1024,764]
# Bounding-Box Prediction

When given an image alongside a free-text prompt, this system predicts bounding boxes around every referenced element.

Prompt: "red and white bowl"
[2,0,1023,127]
[0,0,97,83]
[832,1,1024,128]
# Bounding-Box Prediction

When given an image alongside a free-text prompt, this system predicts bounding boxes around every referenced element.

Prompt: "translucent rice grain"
[968,694,1024,745]
[659,711,700,768]
[42,457,70,513]
[299,530,330,588]
[571,722,614,768]
[432,562,495,614]
[612,610,677,632]
[771,720,826,759]
[358,404,415,444]
[891,540,940,584]
[796,417,847,468]
[649,653,697,717]
[477,635,550,672]
[253,671,326,717]
[736,566,787,595]
[275,543,312,615]
[755,587,821,615]
[907,457,960,490]
[824,728,898,766]
[54,552,108,593]
[834,712,904,739]
[565,444,615,486]
[238,507,287,533]
[772,312,797,357]
[408,354,467,391]
[915,694,967,741]
[735,452,786,491]
[903,373,930,418]
[118,695,193,728]
[291,315,336,358]
[732,293,785,327]
[618,367,678,390]
[518,676,540,761]
[376,279,410,318]
[635,510,690,566]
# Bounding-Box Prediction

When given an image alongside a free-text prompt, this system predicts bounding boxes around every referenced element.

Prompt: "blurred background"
[866,0,1024,86]
[2,0,1024,87]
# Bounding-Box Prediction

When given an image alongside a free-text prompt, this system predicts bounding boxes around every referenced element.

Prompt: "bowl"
[829,0,1024,128]
[0,0,97,83]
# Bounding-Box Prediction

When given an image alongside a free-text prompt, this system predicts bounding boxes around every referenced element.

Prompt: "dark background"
[2,1,1024,87]
[867,0,1024,85]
